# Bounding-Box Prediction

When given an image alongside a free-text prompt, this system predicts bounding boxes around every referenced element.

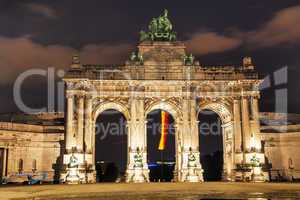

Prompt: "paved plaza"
[0,182,300,200]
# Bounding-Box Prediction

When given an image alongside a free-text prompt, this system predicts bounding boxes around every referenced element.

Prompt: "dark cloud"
[185,5,300,55]
[246,5,300,47]
[0,1,299,113]
[0,36,132,84]
[185,32,242,55]
[25,3,58,19]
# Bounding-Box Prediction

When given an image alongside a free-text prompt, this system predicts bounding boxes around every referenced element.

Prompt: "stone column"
[77,95,84,152]
[251,96,262,151]
[129,98,138,149]
[2,148,7,177]
[233,98,242,152]
[61,93,87,184]
[126,97,149,183]
[180,97,203,182]
[190,98,199,149]
[66,93,75,150]
[182,98,192,148]
[249,96,268,182]
[83,95,95,183]
[84,95,93,154]
[241,97,251,151]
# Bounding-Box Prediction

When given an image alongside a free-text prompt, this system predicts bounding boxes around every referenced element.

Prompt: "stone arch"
[145,100,183,122]
[93,101,130,123]
[198,102,232,124]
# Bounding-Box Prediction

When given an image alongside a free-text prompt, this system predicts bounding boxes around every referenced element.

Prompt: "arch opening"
[198,109,224,181]
[94,109,127,183]
[146,109,176,182]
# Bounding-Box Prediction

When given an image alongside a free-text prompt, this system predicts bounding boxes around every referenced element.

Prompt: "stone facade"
[261,113,300,181]
[0,113,64,182]
[1,12,298,184]
[0,113,299,183]
[59,39,269,183]
[263,132,300,181]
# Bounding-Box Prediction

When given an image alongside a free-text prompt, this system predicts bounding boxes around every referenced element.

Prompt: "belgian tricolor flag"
[158,110,169,150]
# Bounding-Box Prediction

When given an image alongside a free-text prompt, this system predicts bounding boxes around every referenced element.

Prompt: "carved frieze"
[142,46,184,63]
[92,97,130,111]
[144,97,160,111]
[66,80,94,91]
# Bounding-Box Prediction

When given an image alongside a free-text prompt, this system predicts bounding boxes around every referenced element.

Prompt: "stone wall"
[262,132,300,181]
[0,122,64,182]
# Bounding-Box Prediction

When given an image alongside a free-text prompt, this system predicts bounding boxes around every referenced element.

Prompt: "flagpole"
[160,149,163,182]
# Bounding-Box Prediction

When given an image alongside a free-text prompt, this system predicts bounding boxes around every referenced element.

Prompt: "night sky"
[0,0,300,113]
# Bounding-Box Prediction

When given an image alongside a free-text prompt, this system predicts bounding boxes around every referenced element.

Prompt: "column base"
[233,170,269,182]
[180,167,204,182]
[126,167,149,183]
[126,148,149,183]
[60,167,96,184]
[179,149,204,182]
[252,166,268,182]
[233,151,269,182]
[221,169,236,181]
[186,167,204,182]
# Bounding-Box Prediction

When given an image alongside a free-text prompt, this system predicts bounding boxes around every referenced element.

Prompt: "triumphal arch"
[60,10,269,183]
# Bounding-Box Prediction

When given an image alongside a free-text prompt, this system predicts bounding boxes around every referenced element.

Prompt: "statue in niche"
[68,153,79,168]
[133,148,143,168]
[187,148,197,168]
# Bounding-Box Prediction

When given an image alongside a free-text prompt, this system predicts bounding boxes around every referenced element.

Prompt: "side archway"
[197,102,234,181]
[198,102,232,124]
[91,101,130,182]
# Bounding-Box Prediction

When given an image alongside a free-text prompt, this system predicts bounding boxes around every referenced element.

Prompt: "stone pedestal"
[65,166,82,184]
[126,167,149,183]
[185,167,203,182]
[232,152,269,182]
[61,153,95,184]
[180,149,203,182]
[252,166,265,182]
[126,150,149,183]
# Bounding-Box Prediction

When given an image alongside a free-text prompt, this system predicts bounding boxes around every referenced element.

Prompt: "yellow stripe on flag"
[158,111,167,150]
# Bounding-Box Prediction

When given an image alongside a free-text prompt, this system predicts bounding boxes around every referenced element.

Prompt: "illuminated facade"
[60,11,269,183]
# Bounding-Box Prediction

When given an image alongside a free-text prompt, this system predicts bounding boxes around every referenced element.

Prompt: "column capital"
[85,94,93,100]
[241,95,251,100]
[66,93,74,99]
[233,97,241,102]
[76,93,86,99]
[134,96,144,101]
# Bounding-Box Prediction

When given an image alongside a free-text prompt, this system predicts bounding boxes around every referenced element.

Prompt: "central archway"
[146,109,175,182]
[145,101,182,182]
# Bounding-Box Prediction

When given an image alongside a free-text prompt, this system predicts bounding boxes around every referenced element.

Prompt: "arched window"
[32,159,37,173]
[18,159,23,174]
